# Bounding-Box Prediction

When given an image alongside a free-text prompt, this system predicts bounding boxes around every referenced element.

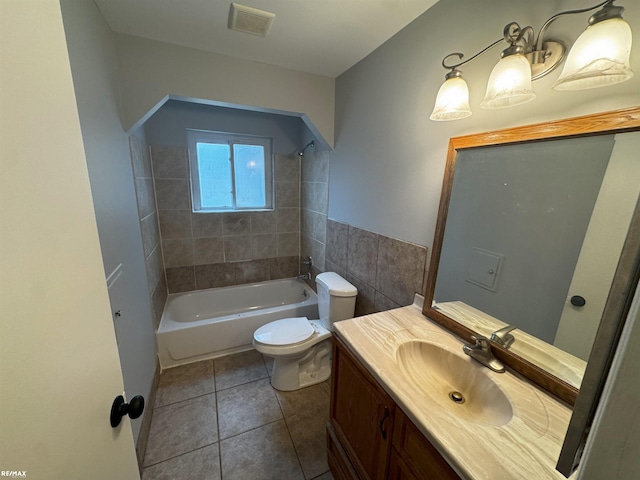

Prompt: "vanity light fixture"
[430,0,634,121]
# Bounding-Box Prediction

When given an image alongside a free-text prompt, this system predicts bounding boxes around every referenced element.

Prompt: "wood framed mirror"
[423,107,640,406]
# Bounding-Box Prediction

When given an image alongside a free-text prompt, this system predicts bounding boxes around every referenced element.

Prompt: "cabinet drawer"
[392,409,461,480]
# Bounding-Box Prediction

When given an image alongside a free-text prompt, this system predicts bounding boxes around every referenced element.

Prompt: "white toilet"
[253,272,357,391]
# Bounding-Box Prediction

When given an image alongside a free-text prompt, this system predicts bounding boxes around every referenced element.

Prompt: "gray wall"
[330,0,640,249]
[60,0,157,444]
[435,136,614,342]
[144,100,306,155]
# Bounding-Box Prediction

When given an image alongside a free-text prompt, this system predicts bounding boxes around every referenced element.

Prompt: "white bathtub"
[157,278,319,369]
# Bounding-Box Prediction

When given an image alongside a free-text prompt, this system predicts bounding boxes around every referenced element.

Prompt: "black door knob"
[110,395,145,428]
[570,295,586,307]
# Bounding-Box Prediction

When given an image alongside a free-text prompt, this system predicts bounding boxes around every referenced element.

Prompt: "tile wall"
[325,220,428,317]
[300,150,330,278]
[150,146,301,293]
[299,149,428,315]
[130,135,167,329]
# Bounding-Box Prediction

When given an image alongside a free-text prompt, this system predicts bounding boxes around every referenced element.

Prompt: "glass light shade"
[430,76,472,121]
[480,54,536,109]
[553,18,633,91]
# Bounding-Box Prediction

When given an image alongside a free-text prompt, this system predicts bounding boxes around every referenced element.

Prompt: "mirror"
[423,107,640,405]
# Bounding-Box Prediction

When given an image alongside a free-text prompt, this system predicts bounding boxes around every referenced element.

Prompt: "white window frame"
[187,129,274,213]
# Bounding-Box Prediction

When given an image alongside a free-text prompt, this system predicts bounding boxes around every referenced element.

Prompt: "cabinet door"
[330,335,394,480]
[391,409,461,480]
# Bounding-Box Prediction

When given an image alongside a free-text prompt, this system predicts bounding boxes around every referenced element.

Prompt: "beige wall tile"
[193,237,224,265]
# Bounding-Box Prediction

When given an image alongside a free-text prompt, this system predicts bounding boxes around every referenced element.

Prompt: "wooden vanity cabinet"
[328,334,395,480]
[328,334,461,480]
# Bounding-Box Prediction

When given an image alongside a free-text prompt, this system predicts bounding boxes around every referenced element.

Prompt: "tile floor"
[142,349,335,480]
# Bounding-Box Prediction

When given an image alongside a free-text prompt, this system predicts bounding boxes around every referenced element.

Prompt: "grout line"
[142,441,219,470]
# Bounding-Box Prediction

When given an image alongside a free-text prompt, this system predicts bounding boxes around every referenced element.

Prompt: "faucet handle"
[470,335,490,349]
[490,325,517,348]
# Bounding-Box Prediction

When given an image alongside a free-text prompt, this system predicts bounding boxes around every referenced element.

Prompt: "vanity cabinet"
[328,333,395,480]
[328,334,461,480]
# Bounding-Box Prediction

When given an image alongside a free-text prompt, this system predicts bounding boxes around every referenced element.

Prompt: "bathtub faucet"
[298,256,313,281]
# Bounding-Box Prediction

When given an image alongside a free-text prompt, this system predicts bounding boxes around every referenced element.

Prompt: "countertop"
[333,303,576,480]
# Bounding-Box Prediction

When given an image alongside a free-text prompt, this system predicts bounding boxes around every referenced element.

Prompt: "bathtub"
[157,278,319,369]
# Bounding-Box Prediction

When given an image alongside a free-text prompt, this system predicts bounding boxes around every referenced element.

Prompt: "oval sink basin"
[396,341,513,426]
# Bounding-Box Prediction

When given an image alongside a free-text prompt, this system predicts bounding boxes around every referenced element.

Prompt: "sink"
[396,341,513,426]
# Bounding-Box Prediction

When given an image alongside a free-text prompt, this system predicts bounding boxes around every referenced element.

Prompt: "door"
[555,133,640,360]
[0,3,140,478]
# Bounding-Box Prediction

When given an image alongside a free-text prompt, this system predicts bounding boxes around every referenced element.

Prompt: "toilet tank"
[315,272,357,330]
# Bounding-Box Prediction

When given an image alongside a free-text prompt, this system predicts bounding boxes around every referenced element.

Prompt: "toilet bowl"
[253,272,357,391]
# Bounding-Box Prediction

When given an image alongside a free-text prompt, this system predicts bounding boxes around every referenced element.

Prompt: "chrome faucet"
[463,335,505,373]
[297,256,313,281]
[490,325,517,348]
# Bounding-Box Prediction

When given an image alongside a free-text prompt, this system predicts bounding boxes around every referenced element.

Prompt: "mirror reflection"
[431,131,640,389]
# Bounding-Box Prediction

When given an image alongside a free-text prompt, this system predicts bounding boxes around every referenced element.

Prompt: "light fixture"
[430,0,634,121]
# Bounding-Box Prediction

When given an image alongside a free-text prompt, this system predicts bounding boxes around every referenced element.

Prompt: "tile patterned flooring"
[142,350,334,480]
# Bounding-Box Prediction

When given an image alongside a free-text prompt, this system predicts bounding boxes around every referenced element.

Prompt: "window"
[187,130,273,212]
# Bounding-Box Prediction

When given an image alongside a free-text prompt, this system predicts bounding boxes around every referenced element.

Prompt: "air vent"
[228,3,275,37]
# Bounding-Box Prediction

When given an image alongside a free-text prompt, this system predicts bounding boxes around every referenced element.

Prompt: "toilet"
[253,272,357,391]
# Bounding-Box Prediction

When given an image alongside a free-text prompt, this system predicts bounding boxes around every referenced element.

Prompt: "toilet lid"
[254,317,314,345]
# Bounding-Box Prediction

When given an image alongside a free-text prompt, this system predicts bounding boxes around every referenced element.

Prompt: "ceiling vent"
[228,3,275,37]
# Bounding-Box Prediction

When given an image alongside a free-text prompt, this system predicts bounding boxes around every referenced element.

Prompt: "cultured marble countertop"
[333,303,577,480]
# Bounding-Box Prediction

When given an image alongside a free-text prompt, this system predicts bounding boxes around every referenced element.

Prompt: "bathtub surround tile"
[155,179,190,210]
[347,226,379,287]
[130,136,152,179]
[150,144,304,294]
[301,150,329,183]
[216,378,282,439]
[326,219,348,270]
[223,212,251,236]
[269,256,299,280]
[162,239,194,267]
[277,233,299,258]
[376,235,428,306]
[144,393,218,466]
[136,178,157,219]
[166,266,196,293]
[194,263,235,290]
[301,234,326,272]
[193,237,224,265]
[159,210,192,239]
[235,259,270,284]
[146,246,164,297]
[151,146,188,179]
[302,182,329,215]
[220,420,304,480]
[251,211,277,235]
[276,207,299,233]
[141,212,160,259]
[214,350,268,391]
[155,361,215,408]
[251,234,277,259]
[275,154,299,182]
[302,209,327,244]
[276,181,300,208]
[141,444,221,480]
[191,213,223,238]
[224,235,252,262]
[151,275,168,330]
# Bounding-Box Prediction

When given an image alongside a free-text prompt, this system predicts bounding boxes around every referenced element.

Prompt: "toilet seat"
[253,317,315,346]
[253,318,331,358]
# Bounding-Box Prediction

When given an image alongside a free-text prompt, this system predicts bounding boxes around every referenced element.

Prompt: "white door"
[0,3,140,478]
[554,133,640,361]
